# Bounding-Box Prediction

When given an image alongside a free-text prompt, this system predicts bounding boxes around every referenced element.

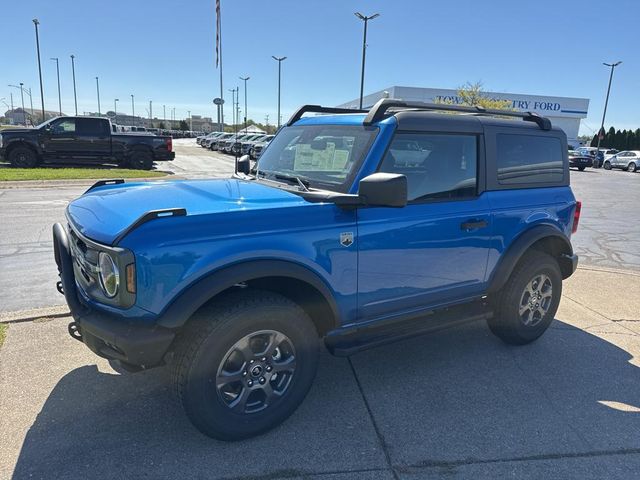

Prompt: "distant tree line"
[590,127,640,150]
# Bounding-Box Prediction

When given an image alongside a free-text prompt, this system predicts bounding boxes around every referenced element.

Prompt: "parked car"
[241,134,272,156]
[229,134,265,155]
[576,147,618,167]
[0,116,174,169]
[604,150,640,172]
[199,132,224,147]
[250,136,274,159]
[209,133,236,150]
[568,150,593,171]
[52,99,579,441]
[220,134,254,154]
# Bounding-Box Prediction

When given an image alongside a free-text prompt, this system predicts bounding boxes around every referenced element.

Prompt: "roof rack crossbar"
[85,179,125,194]
[363,99,552,130]
[286,105,367,126]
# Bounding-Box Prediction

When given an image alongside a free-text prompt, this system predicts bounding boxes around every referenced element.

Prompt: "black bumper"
[53,223,175,369]
[560,253,579,279]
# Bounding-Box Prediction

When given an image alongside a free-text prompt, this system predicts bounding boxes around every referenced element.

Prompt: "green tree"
[179,120,189,131]
[158,121,165,129]
[439,81,513,110]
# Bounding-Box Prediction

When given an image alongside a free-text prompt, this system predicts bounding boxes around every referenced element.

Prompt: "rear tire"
[628,162,637,172]
[128,150,153,170]
[488,250,562,345]
[172,290,319,441]
[8,146,39,168]
[578,166,585,171]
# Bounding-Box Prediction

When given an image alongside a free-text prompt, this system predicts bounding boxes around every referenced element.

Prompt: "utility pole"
[51,57,61,115]
[594,61,622,167]
[272,56,286,129]
[114,98,119,124]
[188,110,192,131]
[228,88,236,126]
[149,100,152,127]
[354,12,380,109]
[28,87,34,120]
[19,84,26,124]
[70,55,78,115]
[95,77,101,115]
[163,104,166,128]
[239,76,249,133]
[33,19,46,122]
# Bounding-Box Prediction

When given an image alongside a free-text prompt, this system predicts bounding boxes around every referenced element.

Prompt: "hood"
[1,128,36,134]
[66,178,307,245]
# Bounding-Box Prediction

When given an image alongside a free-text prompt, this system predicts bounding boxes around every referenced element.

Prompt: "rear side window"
[379,133,477,202]
[77,118,110,137]
[496,134,563,185]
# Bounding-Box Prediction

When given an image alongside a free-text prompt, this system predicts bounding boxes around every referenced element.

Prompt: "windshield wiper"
[273,173,310,191]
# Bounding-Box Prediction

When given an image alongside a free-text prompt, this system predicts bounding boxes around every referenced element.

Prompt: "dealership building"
[339,86,590,147]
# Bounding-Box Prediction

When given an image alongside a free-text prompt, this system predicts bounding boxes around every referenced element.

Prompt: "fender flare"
[487,224,574,294]
[155,260,340,329]
[5,139,42,158]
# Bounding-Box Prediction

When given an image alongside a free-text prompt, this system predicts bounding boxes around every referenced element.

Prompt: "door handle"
[461,219,488,231]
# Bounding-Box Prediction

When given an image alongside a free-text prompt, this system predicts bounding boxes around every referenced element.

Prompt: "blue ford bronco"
[53,99,581,440]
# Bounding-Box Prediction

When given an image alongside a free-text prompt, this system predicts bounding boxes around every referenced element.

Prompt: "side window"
[77,118,109,136]
[378,133,477,202]
[51,119,76,135]
[496,134,564,185]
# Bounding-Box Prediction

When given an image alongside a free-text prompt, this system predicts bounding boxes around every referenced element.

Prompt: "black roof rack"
[286,105,367,126]
[363,98,552,130]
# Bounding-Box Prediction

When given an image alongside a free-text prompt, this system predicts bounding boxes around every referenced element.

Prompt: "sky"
[2,0,638,134]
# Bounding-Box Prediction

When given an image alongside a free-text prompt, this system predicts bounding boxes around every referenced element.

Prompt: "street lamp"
[114,98,119,124]
[593,61,622,167]
[70,55,78,115]
[354,12,380,109]
[272,56,287,129]
[228,88,236,125]
[131,94,135,126]
[188,110,192,131]
[239,76,250,133]
[149,100,153,127]
[51,57,61,115]
[95,77,101,115]
[33,19,46,121]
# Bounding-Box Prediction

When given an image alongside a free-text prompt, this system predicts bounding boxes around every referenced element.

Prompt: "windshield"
[35,117,59,129]
[256,124,378,193]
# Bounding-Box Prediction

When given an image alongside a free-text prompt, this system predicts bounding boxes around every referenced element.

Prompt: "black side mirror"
[237,155,251,175]
[358,173,407,208]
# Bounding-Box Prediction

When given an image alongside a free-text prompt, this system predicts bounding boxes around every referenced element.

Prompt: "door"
[75,118,112,157]
[357,132,492,322]
[42,118,77,156]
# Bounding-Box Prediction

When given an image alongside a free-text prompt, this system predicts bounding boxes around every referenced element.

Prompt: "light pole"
[239,76,249,133]
[27,87,34,121]
[95,77,101,115]
[114,98,119,124]
[188,110,192,131]
[354,12,380,109]
[149,100,152,127]
[163,104,166,129]
[51,57,61,115]
[131,94,135,126]
[228,88,236,126]
[33,19,45,122]
[594,61,622,167]
[70,55,78,115]
[272,56,287,129]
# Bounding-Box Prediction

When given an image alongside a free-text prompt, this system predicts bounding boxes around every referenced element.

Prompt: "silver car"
[604,151,640,172]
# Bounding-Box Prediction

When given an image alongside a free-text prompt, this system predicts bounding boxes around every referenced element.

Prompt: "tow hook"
[56,280,64,295]
[68,322,83,342]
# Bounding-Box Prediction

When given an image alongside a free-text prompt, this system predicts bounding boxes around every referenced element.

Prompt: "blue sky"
[2,0,638,134]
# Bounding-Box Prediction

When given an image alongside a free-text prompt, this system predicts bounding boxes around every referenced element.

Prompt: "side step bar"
[325,300,493,357]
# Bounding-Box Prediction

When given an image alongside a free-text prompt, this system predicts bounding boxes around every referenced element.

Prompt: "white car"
[604,151,640,172]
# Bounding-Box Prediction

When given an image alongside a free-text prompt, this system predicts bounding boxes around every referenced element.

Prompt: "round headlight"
[98,252,119,298]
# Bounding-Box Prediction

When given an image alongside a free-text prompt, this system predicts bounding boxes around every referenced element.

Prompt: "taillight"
[166,137,173,152]
[572,201,582,234]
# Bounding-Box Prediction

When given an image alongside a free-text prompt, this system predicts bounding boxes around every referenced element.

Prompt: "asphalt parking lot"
[1,143,639,479]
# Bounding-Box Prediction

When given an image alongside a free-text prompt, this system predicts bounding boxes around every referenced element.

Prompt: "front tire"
[172,291,319,441]
[628,162,637,172]
[8,146,39,168]
[578,166,586,171]
[604,161,612,170]
[488,251,562,345]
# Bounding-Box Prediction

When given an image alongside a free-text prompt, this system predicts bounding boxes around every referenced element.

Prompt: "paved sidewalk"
[1,266,639,480]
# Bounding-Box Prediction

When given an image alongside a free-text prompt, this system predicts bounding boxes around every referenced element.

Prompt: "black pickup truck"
[0,116,174,169]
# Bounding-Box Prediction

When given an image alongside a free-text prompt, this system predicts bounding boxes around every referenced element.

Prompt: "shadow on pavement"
[12,320,640,479]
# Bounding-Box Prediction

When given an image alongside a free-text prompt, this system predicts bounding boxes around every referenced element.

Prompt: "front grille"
[68,225,99,286]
